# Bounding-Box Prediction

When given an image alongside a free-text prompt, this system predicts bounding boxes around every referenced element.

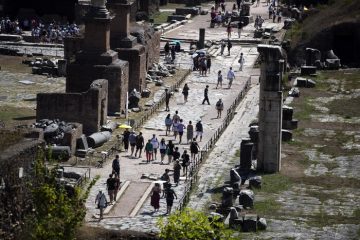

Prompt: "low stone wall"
[37,79,108,134]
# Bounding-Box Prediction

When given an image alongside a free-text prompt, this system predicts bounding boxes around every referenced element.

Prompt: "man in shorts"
[195,120,203,142]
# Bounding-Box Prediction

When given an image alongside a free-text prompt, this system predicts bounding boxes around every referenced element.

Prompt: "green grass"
[0,130,24,152]
[151,12,172,24]
[327,97,360,118]
[293,97,316,121]
[0,106,35,124]
[255,174,292,194]
[254,197,281,217]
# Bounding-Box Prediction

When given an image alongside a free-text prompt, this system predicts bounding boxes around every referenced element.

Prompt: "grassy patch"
[305,189,332,203]
[327,97,360,118]
[0,130,24,152]
[151,12,172,25]
[255,174,292,194]
[293,97,316,121]
[322,161,339,171]
[294,176,360,190]
[254,197,281,217]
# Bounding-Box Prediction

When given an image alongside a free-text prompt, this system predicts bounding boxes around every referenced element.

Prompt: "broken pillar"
[257,44,286,173]
[305,48,321,66]
[66,0,129,114]
[108,0,148,93]
[240,139,253,170]
[198,28,205,49]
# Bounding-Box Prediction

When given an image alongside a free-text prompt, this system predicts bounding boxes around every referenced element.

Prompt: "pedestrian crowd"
[0,17,80,43]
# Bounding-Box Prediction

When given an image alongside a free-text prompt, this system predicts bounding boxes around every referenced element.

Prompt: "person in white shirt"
[238,52,245,71]
[150,134,159,160]
[227,67,236,88]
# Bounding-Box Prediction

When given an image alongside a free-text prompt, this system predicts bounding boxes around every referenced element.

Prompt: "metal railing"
[175,77,252,211]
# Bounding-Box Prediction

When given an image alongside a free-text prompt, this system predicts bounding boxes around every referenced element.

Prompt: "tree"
[24,149,85,240]
[157,208,237,240]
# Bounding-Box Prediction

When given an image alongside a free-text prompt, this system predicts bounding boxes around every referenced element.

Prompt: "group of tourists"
[193,55,211,75]
[31,21,80,43]
[0,17,22,34]
[0,17,80,43]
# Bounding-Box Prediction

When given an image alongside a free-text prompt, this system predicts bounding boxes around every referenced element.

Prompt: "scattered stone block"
[282,129,292,141]
[282,106,293,121]
[242,214,257,232]
[325,59,341,70]
[230,168,241,183]
[221,187,234,208]
[295,77,316,88]
[132,108,141,112]
[249,176,262,189]
[301,66,317,76]
[239,189,254,208]
[141,89,151,98]
[288,87,300,97]
[257,217,267,230]
[229,207,239,226]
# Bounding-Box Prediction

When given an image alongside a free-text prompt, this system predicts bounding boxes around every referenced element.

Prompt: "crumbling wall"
[116,45,146,92]
[37,79,108,134]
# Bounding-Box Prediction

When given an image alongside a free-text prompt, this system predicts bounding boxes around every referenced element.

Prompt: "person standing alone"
[202,85,210,105]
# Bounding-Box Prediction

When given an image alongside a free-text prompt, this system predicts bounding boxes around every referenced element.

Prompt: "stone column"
[107,0,137,48]
[257,44,285,173]
[198,28,205,49]
[83,0,111,54]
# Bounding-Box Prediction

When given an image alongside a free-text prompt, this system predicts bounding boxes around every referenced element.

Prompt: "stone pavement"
[83,0,280,233]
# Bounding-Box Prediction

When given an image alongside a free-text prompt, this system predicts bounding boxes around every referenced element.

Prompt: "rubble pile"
[22,57,66,77]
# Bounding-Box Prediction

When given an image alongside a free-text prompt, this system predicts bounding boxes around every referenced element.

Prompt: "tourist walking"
[135,132,144,158]
[186,121,194,143]
[122,129,130,152]
[166,140,175,164]
[227,39,232,55]
[220,40,226,55]
[190,138,200,160]
[177,119,186,144]
[165,89,171,111]
[173,119,179,140]
[171,45,176,62]
[129,131,137,157]
[215,99,224,118]
[95,190,107,220]
[237,21,243,38]
[182,83,189,102]
[195,120,203,142]
[150,183,161,212]
[165,185,177,214]
[216,70,223,89]
[238,52,245,71]
[165,114,172,136]
[151,134,159,160]
[181,150,190,175]
[173,160,181,186]
[226,23,232,38]
[145,139,153,163]
[159,138,167,164]
[227,67,235,88]
[206,56,211,74]
[172,110,180,123]
[202,85,210,105]
[173,147,180,161]
[164,41,170,57]
[112,155,120,176]
[114,174,121,200]
[106,174,116,203]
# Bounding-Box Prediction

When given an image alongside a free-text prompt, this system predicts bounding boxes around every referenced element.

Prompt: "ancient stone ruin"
[37,79,108,135]
[257,44,286,173]
[67,0,129,114]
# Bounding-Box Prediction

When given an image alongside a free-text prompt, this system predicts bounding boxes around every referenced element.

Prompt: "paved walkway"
[83,1,282,233]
